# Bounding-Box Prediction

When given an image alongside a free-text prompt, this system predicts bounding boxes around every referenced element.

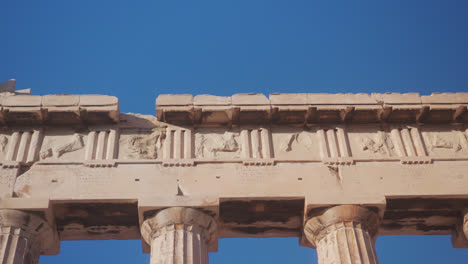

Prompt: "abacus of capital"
[1,79,468,263]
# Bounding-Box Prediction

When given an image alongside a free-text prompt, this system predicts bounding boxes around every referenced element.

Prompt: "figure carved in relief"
[279,132,313,153]
[121,130,163,159]
[196,131,240,158]
[430,134,466,152]
[431,135,460,150]
[360,131,394,155]
[40,133,84,159]
[280,133,297,152]
[0,135,7,153]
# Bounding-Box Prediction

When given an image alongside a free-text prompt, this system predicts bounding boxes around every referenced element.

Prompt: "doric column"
[464,209,468,240]
[0,210,56,264]
[452,208,468,248]
[304,205,380,264]
[141,207,217,264]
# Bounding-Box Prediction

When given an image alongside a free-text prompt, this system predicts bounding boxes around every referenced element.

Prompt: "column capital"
[464,208,468,240]
[0,209,58,262]
[304,205,380,247]
[452,208,468,248]
[141,207,218,249]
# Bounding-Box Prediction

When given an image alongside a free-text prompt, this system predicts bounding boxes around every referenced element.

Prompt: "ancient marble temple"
[1,78,468,264]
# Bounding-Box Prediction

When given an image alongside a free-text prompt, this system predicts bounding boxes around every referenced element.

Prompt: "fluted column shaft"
[463,209,468,240]
[149,224,208,264]
[0,210,56,264]
[0,226,40,264]
[305,205,380,264]
[452,208,468,248]
[141,207,217,264]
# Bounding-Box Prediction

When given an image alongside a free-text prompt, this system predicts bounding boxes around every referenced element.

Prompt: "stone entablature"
[0,80,119,125]
[156,93,468,125]
[2,103,468,167]
[1,79,468,263]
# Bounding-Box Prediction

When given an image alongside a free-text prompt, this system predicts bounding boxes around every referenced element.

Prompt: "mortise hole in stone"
[51,179,58,183]
[298,178,303,180]
[35,222,44,232]
[216,176,221,179]
[135,179,140,182]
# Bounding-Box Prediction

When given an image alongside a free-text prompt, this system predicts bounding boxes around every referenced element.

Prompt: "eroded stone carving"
[4,88,468,263]
[0,135,7,153]
[430,134,463,152]
[120,130,163,159]
[279,132,314,152]
[280,133,297,152]
[196,131,240,159]
[360,131,394,155]
[40,133,84,159]
[273,130,320,160]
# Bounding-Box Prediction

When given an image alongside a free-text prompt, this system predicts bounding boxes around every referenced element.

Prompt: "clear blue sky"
[1,0,468,263]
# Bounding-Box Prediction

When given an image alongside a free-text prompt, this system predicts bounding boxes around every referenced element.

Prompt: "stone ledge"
[0,94,119,125]
[156,92,468,125]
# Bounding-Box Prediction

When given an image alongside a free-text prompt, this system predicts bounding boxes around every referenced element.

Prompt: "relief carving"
[360,131,394,155]
[272,131,321,160]
[279,132,313,153]
[429,133,466,153]
[280,133,297,152]
[0,135,7,153]
[40,133,84,159]
[431,135,460,150]
[196,131,240,159]
[120,130,163,159]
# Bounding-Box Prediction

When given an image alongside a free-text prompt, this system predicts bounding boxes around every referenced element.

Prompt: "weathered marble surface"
[1,79,468,263]
[305,206,380,264]
[141,208,217,264]
[0,210,58,263]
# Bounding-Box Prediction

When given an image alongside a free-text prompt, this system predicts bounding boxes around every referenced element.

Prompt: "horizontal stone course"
[2,79,468,263]
[156,92,468,125]
[0,95,119,125]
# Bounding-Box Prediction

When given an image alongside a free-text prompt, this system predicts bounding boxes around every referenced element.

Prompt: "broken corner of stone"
[0,79,16,93]
[2,81,468,264]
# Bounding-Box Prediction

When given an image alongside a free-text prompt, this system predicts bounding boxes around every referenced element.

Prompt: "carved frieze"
[0,120,466,167]
[358,131,395,156]
[422,128,468,157]
[317,127,353,164]
[1,129,43,164]
[195,130,241,159]
[85,128,119,161]
[83,128,120,167]
[280,133,297,152]
[40,133,84,160]
[430,134,461,151]
[39,130,86,161]
[240,128,273,161]
[163,127,193,160]
[0,133,8,161]
[0,134,7,153]
[271,130,319,160]
[119,130,164,159]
